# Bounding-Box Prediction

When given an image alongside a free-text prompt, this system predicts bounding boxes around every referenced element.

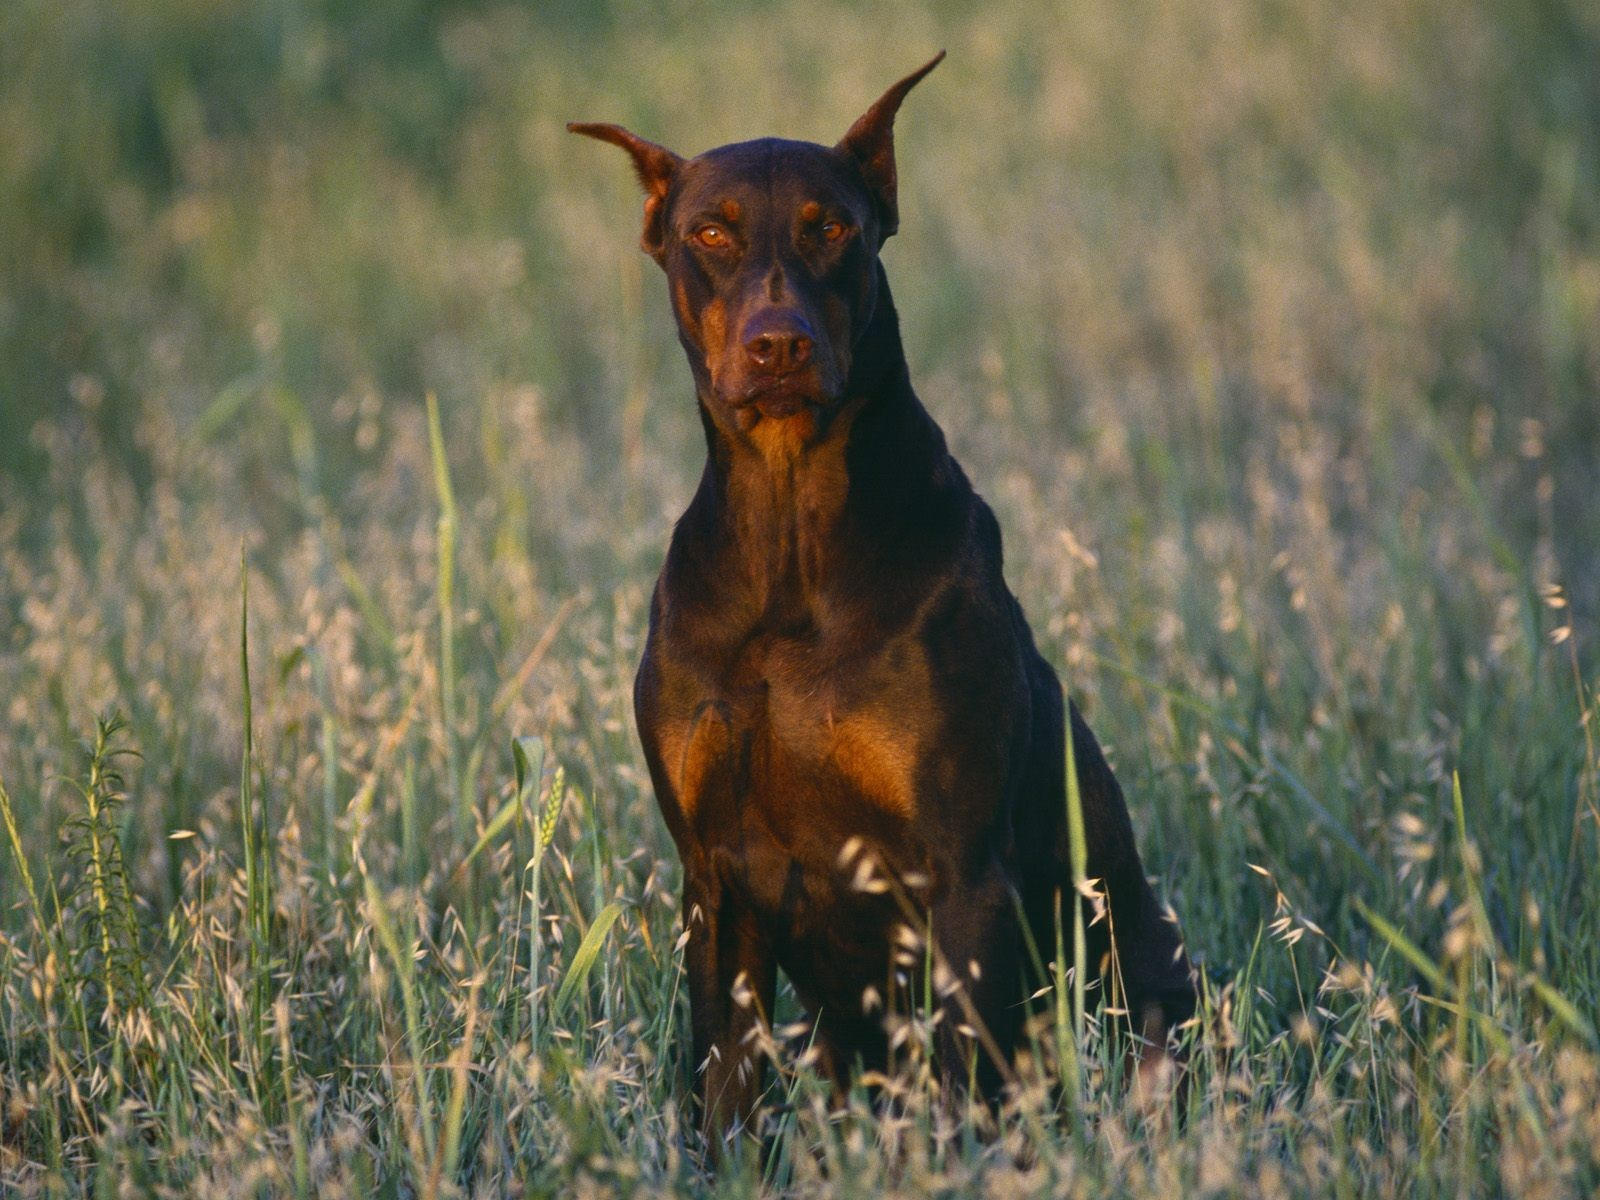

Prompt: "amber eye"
[821,220,847,243]
[693,224,730,249]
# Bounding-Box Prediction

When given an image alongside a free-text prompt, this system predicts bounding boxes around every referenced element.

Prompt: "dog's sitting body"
[572,53,1195,1143]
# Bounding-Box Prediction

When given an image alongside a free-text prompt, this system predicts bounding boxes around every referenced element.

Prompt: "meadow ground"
[2,0,1599,1195]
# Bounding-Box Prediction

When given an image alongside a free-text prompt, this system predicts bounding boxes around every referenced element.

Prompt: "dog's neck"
[687,270,954,608]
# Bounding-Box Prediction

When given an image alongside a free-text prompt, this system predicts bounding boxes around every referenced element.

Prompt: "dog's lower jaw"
[748,393,813,420]
[730,391,821,423]
[724,392,839,463]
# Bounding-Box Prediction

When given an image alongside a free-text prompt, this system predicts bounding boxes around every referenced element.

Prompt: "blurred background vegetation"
[2,0,1599,1193]
[6,0,1598,555]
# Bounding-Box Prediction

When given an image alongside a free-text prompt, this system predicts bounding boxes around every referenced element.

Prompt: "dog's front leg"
[928,864,1024,1103]
[682,874,777,1150]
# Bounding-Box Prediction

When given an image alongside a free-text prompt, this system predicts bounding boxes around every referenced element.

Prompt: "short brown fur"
[570,52,1196,1151]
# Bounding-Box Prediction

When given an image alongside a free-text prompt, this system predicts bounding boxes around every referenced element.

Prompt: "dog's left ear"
[568,122,684,262]
[836,51,944,242]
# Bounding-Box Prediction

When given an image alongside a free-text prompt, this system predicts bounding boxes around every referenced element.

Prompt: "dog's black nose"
[743,312,814,374]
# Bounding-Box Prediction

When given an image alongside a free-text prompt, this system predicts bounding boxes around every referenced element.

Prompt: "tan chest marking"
[664,706,733,822]
[827,711,917,819]
[662,704,916,823]
[745,413,816,464]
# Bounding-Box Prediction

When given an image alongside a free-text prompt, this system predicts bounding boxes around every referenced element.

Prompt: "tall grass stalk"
[434,975,482,1199]
[521,749,564,1051]
[313,647,340,884]
[275,993,311,1200]
[239,554,271,1076]
[1061,711,1089,1102]
[0,773,90,1141]
[426,392,463,842]
[0,773,48,941]
[362,864,437,1163]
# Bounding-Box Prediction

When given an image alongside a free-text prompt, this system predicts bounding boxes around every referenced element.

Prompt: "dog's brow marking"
[672,278,698,340]
[799,201,822,223]
[701,296,727,363]
[720,198,741,222]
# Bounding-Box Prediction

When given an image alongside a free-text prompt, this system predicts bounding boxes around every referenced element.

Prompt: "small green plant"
[59,713,151,1038]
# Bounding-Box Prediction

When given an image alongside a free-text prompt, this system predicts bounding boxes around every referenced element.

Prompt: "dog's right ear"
[837,51,944,242]
[568,122,684,262]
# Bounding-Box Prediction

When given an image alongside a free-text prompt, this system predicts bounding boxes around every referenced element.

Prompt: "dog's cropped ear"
[836,51,944,242]
[568,122,684,261]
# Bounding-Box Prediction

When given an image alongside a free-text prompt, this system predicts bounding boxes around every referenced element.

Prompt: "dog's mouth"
[732,376,835,419]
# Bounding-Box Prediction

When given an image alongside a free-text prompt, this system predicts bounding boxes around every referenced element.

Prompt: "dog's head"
[571,53,942,426]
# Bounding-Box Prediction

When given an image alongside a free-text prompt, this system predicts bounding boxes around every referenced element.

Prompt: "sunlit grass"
[2,0,1598,1194]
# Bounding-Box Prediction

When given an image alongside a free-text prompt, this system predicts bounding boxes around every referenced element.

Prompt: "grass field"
[3,0,1599,1194]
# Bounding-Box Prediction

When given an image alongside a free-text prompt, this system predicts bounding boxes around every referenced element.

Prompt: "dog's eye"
[821,221,847,243]
[692,224,730,249]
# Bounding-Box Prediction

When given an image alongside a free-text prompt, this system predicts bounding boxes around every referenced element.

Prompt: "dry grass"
[1,0,1598,1194]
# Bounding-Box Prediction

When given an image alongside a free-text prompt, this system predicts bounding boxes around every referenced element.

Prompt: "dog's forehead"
[674,138,866,213]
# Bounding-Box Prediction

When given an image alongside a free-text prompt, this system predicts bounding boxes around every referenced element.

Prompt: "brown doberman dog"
[571,52,1195,1145]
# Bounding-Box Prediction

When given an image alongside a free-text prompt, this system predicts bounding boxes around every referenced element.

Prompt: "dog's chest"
[746,624,929,816]
[650,611,937,863]
[700,628,939,937]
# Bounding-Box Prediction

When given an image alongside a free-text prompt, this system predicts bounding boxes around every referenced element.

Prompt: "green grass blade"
[1064,711,1089,1100]
[512,736,545,815]
[455,791,521,878]
[553,901,625,1017]
[0,773,47,938]
[1354,898,1450,994]
[426,391,463,842]
[1525,976,1598,1045]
